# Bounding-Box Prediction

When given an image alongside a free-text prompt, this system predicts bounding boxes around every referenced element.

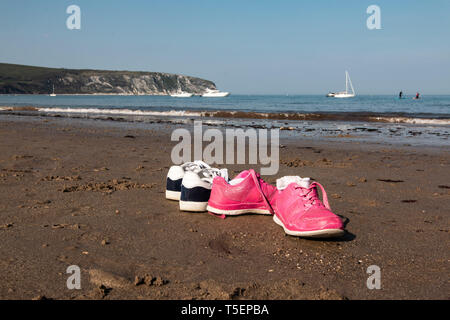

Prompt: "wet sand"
[0,115,449,300]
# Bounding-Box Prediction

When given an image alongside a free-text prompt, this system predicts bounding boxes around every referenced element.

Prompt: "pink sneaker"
[206,169,277,215]
[273,176,344,238]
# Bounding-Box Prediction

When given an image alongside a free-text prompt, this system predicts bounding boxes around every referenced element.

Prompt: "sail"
[331,71,355,98]
[346,71,355,95]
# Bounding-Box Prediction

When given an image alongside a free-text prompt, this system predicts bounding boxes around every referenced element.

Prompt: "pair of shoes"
[207,170,344,238]
[166,161,228,212]
[166,164,344,238]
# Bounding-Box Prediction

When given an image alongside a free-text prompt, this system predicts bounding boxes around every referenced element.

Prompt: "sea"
[1,94,449,146]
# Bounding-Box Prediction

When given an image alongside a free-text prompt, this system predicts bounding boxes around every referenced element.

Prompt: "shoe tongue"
[228,170,248,185]
[193,160,211,169]
[218,168,229,181]
[235,170,249,179]
[276,176,310,190]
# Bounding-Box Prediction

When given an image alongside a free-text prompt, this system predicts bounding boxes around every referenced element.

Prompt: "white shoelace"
[198,168,229,183]
[181,160,211,173]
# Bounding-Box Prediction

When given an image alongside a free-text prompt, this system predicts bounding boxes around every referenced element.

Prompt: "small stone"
[153,276,166,287]
[115,210,120,215]
[134,276,145,286]
[191,283,201,290]
[97,285,112,298]
[1,223,13,228]
[101,240,109,246]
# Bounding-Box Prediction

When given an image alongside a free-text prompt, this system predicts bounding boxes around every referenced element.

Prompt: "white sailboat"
[49,84,56,97]
[327,71,355,98]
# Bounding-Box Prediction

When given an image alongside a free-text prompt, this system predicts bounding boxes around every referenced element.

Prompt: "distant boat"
[327,71,355,98]
[170,92,193,98]
[201,88,230,97]
[49,84,56,97]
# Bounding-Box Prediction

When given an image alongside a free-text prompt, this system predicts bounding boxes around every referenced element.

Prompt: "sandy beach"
[0,114,448,300]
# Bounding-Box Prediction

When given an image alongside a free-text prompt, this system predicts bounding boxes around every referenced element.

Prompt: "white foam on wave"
[372,116,450,125]
[37,107,204,117]
[5,106,450,126]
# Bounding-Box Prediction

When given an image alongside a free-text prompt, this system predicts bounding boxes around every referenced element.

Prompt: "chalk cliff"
[0,63,216,95]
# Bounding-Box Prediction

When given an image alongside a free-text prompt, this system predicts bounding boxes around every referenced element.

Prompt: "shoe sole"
[165,190,181,201]
[273,215,344,238]
[180,200,208,212]
[206,205,272,216]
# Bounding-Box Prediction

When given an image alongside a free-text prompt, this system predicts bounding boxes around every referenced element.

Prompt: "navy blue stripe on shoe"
[166,178,182,192]
[180,186,211,202]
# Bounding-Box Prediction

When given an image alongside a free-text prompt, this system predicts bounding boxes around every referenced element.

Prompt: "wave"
[0,106,39,111]
[1,106,449,125]
[37,107,204,117]
[370,116,450,125]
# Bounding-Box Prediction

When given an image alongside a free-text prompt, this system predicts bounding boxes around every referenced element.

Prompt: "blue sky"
[1,0,449,94]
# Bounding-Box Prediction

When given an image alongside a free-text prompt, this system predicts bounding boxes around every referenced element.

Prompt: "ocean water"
[1,94,449,146]
[0,94,450,118]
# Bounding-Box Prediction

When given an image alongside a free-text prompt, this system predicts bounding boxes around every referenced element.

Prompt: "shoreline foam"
[1,106,449,125]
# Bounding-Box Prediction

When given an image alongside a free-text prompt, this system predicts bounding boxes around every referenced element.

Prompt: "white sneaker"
[179,168,229,212]
[165,161,210,201]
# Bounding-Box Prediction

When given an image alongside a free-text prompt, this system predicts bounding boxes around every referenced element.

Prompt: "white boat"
[170,92,193,98]
[49,84,56,97]
[201,89,230,97]
[327,71,355,98]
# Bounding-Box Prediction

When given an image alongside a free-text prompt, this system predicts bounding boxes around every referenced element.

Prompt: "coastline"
[0,114,448,299]
[1,106,449,148]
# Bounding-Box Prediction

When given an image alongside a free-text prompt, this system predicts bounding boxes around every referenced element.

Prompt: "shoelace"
[294,182,330,210]
[181,160,210,173]
[200,168,228,183]
[251,171,275,214]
